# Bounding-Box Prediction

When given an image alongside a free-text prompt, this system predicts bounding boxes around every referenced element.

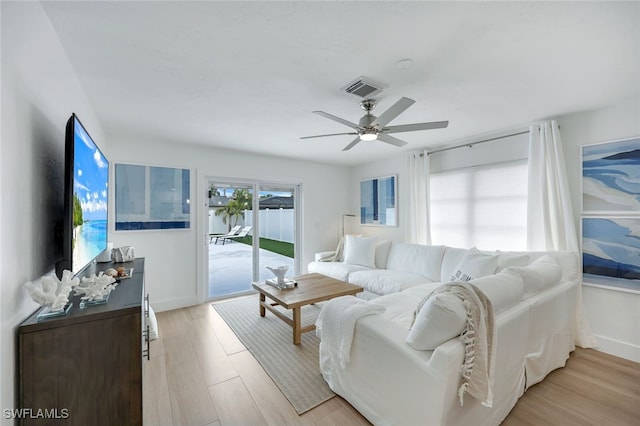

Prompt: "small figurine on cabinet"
[24,270,79,312]
[74,272,117,303]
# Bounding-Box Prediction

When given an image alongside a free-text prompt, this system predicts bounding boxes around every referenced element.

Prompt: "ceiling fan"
[300,97,448,151]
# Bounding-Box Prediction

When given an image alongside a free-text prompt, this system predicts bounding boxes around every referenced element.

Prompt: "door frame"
[199,175,302,303]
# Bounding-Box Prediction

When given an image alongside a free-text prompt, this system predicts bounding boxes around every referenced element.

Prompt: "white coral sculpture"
[24,270,79,311]
[74,272,117,302]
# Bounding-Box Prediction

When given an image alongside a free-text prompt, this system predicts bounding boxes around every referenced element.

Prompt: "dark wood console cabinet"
[18,258,147,425]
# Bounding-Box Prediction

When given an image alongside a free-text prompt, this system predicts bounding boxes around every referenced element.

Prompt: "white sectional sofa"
[309,239,545,300]
[310,237,586,426]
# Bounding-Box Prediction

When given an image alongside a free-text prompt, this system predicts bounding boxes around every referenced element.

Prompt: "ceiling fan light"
[360,132,377,141]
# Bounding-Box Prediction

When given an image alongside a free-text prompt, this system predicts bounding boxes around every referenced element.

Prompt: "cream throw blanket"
[317,236,346,262]
[415,281,496,407]
[316,295,385,368]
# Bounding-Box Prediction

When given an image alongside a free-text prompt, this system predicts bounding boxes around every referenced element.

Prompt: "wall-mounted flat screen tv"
[56,114,109,278]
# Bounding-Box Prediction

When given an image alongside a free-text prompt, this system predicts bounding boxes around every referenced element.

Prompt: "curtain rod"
[424,129,530,156]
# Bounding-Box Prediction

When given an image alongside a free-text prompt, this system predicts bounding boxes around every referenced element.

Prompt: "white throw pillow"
[343,235,377,268]
[508,254,562,299]
[375,240,392,269]
[449,248,498,282]
[148,305,159,340]
[469,269,524,314]
[406,292,467,351]
[495,252,530,271]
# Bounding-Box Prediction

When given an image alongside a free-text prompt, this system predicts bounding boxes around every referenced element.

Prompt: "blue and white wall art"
[582,137,640,290]
[115,163,191,231]
[582,137,640,213]
[360,175,397,226]
[582,217,640,291]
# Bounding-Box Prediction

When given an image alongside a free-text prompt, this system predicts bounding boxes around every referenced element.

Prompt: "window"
[430,160,528,250]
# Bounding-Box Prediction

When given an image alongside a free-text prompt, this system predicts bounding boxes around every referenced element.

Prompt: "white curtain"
[527,120,596,347]
[407,151,431,244]
[527,121,578,252]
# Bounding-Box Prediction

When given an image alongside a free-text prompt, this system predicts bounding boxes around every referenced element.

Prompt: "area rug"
[212,296,335,414]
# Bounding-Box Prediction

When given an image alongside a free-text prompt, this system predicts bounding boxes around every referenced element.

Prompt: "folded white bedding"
[316,295,385,367]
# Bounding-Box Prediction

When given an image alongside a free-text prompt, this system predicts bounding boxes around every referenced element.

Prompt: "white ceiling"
[41,1,640,166]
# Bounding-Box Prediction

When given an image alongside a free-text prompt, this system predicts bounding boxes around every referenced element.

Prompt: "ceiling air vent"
[342,76,386,98]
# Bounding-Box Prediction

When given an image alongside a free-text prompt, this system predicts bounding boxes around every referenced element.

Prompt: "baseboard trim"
[593,335,640,363]
[151,296,199,313]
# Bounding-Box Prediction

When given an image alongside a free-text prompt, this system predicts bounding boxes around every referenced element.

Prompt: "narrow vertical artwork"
[582,136,640,291]
[360,175,397,226]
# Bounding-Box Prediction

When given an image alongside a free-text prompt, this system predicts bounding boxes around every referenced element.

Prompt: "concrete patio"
[207,238,295,299]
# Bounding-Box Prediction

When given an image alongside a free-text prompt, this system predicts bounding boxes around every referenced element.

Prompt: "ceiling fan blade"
[377,133,408,148]
[371,97,415,127]
[313,111,360,130]
[342,137,361,151]
[384,120,449,134]
[300,132,358,140]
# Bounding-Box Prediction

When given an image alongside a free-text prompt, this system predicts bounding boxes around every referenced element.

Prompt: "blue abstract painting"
[582,137,640,212]
[582,217,640,290]
[360,175,396,226]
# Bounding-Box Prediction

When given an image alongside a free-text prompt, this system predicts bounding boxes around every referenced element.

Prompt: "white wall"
[559,96,640,361]
[0,2,106,418]
[107,136,350,311]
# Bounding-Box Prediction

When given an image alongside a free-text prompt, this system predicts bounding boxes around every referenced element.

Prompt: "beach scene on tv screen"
[73,119,108,272]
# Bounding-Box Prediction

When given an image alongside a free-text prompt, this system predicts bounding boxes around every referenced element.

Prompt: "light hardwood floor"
[144,302,640,426]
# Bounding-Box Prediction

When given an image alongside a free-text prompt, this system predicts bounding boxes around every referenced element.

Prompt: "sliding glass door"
[207,182,254,298]
[254,185,297,283]
[206,180,300,300]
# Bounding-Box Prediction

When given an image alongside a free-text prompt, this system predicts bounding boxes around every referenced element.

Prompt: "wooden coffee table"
[252,273,363,344]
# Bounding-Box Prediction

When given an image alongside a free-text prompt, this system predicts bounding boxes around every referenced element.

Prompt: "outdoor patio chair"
[211,225,241,244]
[220,226,252,245]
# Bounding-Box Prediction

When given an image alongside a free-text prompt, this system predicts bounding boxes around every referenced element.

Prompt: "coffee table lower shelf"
[258,295,316,344]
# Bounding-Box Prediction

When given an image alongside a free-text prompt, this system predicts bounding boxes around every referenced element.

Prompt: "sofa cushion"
[449,248,498,282]
[530,251,578,282]
[343,235,377,268]
[406,292,467,351]
[401,282,443,300]
[386,243,444,281]
[469,269,524,313]
[508,254,562,299]
[370,292,421,328]
[495,252,530,271]
[440,246,468,280]
[375,240,392,269]
[348,269,433,296]
[307,261,370,282]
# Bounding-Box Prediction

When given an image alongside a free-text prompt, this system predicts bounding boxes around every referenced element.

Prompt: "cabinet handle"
[144,294,149,317]
[142,325,150,360]
[146,325,151,360]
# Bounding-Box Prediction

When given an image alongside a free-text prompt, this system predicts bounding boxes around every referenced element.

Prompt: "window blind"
[430,159,528,251]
